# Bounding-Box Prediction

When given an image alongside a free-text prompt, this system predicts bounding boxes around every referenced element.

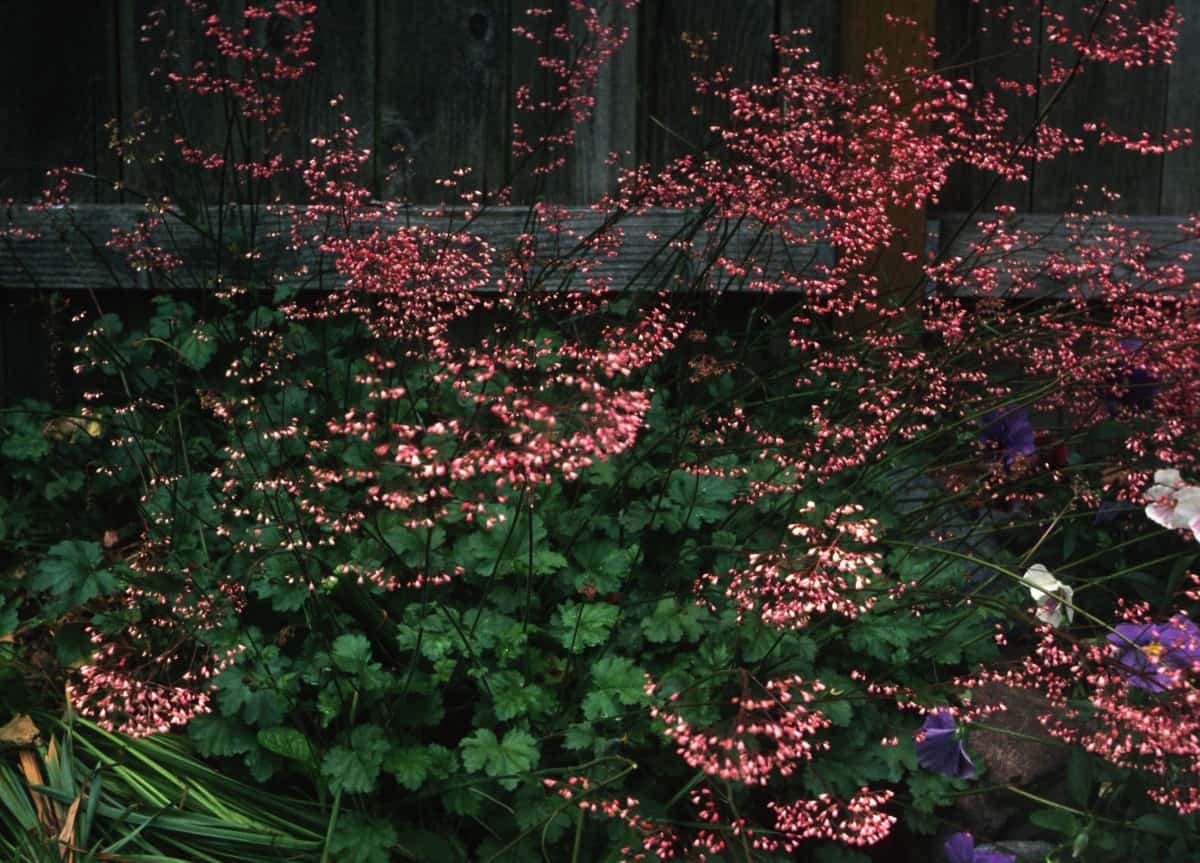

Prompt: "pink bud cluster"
[646,673,832,785]
[67,571,245,737]
[545,776,895,861]
[955,613,1200,815]
[699,503,882,629]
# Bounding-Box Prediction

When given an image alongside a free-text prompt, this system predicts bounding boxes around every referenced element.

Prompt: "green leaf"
[394,828,466,862]
[189,714,255,758]
[44,471,84,502]
[551,602,619,652]
[178,324,217,369]
[1029,808,1079,835]
[328,813,398,863]
[318,683,347,727]
[489,670,552,721]
[822,699,853,727]
[1066,748,1092,808]
[32,541,115,608]
[460,728,540,791]
[331,633,373,675]
[384,746,434,791]
[585,656,648,721]
[256,727,313,763]
[563,724,595,751]
[658,469,738,531]
[1,417,50,461]
[533,548,569,573]
[443,785,483,817]
[711,530,738,549]
[640,598,707,644]
[512,783,572,846]
[1134,813,1184,838]
[322,725,390,794]
[0,599,18,638]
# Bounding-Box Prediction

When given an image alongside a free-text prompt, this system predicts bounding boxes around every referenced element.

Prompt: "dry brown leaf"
[17,750,59,836]
[0,714,40,746]
[56,794,81,863]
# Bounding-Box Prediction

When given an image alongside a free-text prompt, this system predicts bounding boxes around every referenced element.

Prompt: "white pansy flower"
[1170,486,1200,528]
[1144,470,1200,533]
[1021,563,1074,628]
[1154,469,1184,488]
[1152,468,1180,489]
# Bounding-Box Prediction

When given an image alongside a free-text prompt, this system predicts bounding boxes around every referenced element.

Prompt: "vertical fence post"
[839,0,936,325]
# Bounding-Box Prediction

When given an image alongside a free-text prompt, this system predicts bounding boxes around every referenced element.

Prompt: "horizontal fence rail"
[0,205,838,292]
[935,211,1200,298]
[5,206,1200,297]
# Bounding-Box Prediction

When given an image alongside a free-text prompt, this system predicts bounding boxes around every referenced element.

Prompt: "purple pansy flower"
[980,406,1035,466]
[944,832,1015,863]
[915,711,975,779]
[1107,615,1200,692]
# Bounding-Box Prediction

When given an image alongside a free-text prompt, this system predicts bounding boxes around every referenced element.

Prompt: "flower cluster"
[955,613,1200,814]
[18,0,1200,858]
[67,575,245,737]
[699,503,883,629]
[646,673,832,785]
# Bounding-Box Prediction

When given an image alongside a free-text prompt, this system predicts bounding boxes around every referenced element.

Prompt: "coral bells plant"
[4,0,1200,861]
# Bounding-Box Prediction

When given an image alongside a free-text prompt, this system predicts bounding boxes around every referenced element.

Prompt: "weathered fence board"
[636,0,778,170]
[1031,0,1170,215]
[777,0,839,73]
[1162,0,1200,215]
[936,210,1200,296]
[570,0,640,202]
[935,0,1042,211]
[0,1,1187,212]
[7,205,1200,298]
[0,3,118,201]
[288,0,377,197]
[0,204,838,293]
[376,0,505,202]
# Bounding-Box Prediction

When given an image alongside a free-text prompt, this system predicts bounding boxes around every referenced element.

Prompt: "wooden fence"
[2,0,1200,403]
[3,1,1197,211]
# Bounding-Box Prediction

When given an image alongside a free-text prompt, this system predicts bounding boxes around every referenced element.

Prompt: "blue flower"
[980,406,1035,466]
[1108,616,1200,692]
[944,832,1015,863]
[915,711,975,779]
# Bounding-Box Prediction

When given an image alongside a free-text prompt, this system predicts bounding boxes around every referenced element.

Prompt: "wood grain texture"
[568,1,639,202]
[116,0,238,202]
[505,0,569,203]
[375,0,503,203]
[504,0,641,204]
[841,0,936,306]
[1032,0,1169,215]
[635,0,777,170]
[13,205,1199,299]
[0,204,834,293]
[0,2,119,201]
[1161,0,1200,215]
[778,0,840,74]
[935,0,1041,211]
[936,210,1200,296]
[279,0,376,198]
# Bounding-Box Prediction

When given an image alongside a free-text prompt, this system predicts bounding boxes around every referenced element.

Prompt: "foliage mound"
[4,1,1200,860]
